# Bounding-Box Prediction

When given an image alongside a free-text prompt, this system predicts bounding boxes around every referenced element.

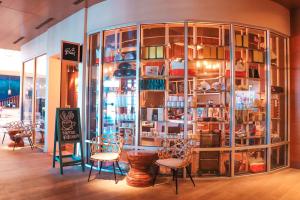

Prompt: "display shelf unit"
[87,21,289,179]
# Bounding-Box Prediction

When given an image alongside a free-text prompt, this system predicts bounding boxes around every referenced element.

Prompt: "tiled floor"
[1,135,300,200]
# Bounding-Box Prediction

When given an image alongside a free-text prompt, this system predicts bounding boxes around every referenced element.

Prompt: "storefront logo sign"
[61,41,80,62]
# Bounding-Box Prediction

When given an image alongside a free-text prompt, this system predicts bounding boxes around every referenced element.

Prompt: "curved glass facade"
[87,22,289,177]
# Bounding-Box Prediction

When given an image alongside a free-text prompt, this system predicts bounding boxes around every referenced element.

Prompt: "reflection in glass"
[187,23,231,150]
[270,34,287,144]
[140,24,186,147]
[23,59,35,123]
[102,26,137,145]
[234,27,267,146]
[271,145,287,169]
[87,33,100,141]
[35,55,47,146]
[235,148,267,175]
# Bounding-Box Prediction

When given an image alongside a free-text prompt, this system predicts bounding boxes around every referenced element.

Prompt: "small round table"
[126,150,158,187]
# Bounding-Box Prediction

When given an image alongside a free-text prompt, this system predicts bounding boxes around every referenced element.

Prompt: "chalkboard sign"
[52,108,85,175]
[61,41,80,62]
[58,109,80,143]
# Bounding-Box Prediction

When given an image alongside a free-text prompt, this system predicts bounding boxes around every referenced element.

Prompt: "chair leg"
[88,161,94,182]
[28,137,34,150]
[172,169,175,181]
[153,165,159,186]
[112,162,117,184]
[13,141,16,151]
[175,169,178,195]
[98,161,103,175]
[116,161,123,176]
[186,166,195,187]
[2,133,6,144]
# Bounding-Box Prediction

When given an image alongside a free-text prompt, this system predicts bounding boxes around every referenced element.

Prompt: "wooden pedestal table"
[8,129,25,148]
[126,150,158,187]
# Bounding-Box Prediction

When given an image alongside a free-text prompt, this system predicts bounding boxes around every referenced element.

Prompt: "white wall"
[47,9,84,57]
[20,32,47,62]
[88,0,290,35]
[21,9,85,153]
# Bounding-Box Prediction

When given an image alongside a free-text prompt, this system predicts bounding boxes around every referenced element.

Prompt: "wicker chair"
[88,135,124,183]
[12,123,35,151]
[153,138,195,194]
[2,121,22,144]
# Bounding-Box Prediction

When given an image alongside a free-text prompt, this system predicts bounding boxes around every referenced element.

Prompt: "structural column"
[290,8,300,168]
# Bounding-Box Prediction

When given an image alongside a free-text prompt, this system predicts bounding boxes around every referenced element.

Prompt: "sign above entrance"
[61,41,80,62]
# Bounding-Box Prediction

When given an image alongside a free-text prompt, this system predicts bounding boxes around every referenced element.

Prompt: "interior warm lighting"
[196,61,201,68]
[196,44,203,50]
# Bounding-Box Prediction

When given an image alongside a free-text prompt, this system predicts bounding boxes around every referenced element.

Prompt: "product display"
[142,46,165,60]
[92,23,288,178]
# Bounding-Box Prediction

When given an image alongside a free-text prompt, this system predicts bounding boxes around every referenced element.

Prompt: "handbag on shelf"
[249,157,266,173]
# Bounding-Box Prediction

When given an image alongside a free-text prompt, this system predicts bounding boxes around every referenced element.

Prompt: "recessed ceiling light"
[35,18,54,29]
[73,0,84,5]
[13,36,25,44]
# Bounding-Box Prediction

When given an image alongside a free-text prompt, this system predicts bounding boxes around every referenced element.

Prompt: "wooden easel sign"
[52,108,85,174]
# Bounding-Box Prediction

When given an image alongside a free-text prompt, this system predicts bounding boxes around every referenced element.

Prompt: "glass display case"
[102,26,137,145]
[87,22,289,178]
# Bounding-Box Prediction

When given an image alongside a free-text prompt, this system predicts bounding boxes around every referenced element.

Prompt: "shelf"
[192,75,225,80]
[194,58,227,61]
[197,121,229,124]
[194,90,228,95]
[141,120,166,123]
[113,76,136,79]
[141,107,165,109]
[117,120,135,122]
[140,75,167,79]
[141,58,166,62]
[119,127,134,129]
[235,46,266,52]
[168,75,185,79]
[103,59,136,64]
[140,90,165,92]
[196,104,228,108]
[246,61,265,65]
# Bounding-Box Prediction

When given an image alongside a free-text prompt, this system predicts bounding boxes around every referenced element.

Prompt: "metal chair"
[153,138,195,194]
[88,135,124,183]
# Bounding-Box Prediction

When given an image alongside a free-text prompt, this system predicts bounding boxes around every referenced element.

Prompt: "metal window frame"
[84,20,290,178]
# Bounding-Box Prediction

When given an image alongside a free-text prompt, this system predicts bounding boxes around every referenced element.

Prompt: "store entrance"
[60,60,79,108]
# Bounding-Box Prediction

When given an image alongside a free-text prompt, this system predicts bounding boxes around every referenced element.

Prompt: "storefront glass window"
[22,59,35,123]
[35,55,47,146]
[270,33,288,169]
[87,33,100,141]
[234,27,267,147]
[87,22,289,178]
[102,26,137,145]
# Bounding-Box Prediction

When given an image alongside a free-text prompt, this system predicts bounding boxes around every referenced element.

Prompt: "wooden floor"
[1,136,300,200]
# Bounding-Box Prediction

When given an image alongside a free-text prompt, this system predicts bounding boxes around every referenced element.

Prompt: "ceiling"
[0,0,103,50]
[0,0,298,51]
[272,0,300,9]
